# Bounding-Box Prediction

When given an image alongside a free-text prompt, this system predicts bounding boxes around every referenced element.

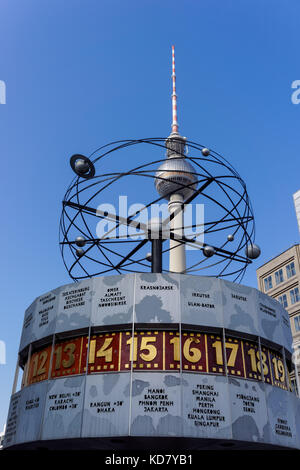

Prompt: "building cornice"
[257,244,299,272]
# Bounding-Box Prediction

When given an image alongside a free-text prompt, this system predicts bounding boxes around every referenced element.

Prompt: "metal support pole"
[151,239,163,273]
[11,355,20,395]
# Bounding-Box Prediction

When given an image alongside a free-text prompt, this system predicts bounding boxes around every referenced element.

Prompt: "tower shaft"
[168,193,186,273]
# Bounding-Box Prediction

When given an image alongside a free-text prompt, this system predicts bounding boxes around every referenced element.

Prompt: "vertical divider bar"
[222,328,228,376]
[79,324,91,438]
[118,332,122,372]
[128,273,136,436]
[281,346,289,392]
[11,355,20,395]
[204,333,209,373]
[162,331,166,371]
[267,348,274,386]
[24,344,32,388]
[78,336,84,372]
[39,334,56,441]
[179,289,183,438]
[47,334,56,381]
[258,336,264,383]
[222,328,233,441]
[20,359,28,389]
[240,340,247,379]
[79,276,97,437]
[178,276,184,438]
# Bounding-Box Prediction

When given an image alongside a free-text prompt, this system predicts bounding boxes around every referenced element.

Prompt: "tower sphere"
[155,157,198,200]
[155,135,198,201]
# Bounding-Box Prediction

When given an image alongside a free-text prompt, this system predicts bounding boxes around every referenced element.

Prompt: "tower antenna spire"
[171,45,179,134]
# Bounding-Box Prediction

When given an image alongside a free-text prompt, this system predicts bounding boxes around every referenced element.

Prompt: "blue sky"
[1,0,300,431]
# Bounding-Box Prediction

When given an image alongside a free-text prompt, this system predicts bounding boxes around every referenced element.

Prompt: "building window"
[294,316,300,332]
[264,275,272,291]
[290,287,300,305]
[286,262,296,279]
[275,269,284,285]
[278,294,288,308]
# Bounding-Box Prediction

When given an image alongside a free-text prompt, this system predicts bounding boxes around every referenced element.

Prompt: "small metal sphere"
[75,236,86,247]
[203,245,215,257]
[146,252,152,262]
[76,248,85,257]
[74,158,90,175]
[245,243,261,259]
[202,148,210,156]
[227,234,234,242]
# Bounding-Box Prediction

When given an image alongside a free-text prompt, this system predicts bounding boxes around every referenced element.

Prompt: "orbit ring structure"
[59,138,257,283]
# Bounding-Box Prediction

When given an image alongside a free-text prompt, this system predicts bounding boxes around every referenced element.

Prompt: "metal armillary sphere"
[59,137,260,283]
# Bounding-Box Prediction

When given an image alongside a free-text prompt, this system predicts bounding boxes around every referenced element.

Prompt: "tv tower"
[155,45,197,273]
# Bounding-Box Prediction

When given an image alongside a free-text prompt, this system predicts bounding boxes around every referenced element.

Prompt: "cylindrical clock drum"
[3,274,300,450]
